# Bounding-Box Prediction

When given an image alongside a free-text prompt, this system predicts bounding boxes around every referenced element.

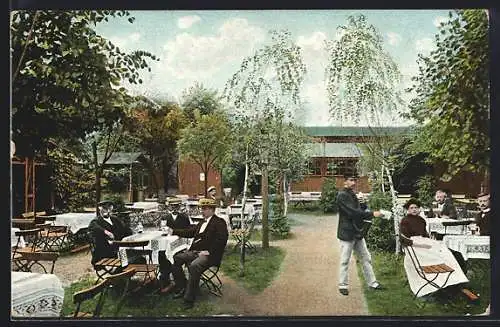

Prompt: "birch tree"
[325,14,406,253]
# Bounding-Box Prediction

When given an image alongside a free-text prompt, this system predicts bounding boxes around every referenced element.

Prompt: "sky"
[94,9,453,127]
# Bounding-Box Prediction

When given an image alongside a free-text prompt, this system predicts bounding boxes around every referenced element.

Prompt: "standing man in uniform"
[336,173,384,296]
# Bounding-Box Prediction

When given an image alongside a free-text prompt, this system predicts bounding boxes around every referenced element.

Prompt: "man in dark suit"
[475,192,490,236]
[336,173,384,296]
[428,189,458,219]
[169,198,228,309]
[158,198,192,293]
[88,200,133,266]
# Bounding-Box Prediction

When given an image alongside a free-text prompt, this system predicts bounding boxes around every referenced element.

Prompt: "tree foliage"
[177,111,233,196]
[325,14,404,124]
[406,9,489,180]
[181,82,221,121]
[11,10,159,157]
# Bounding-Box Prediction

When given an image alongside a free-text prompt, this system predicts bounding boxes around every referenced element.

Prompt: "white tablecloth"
[424,218,468,235]
[11,272,64,317]
[117,231,190,266]
[443,235,490,260]
[403,236,469,297]
[125,202,159,212]
[54,212,96,234]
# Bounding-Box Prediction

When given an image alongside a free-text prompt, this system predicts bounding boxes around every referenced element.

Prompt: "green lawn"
[220,246,285,294]
[60,276,219,318]
[357,251,491,316]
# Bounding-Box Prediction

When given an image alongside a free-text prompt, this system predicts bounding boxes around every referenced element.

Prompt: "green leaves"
[407,9,489,178]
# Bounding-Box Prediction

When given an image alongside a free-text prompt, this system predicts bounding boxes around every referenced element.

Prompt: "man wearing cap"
[475,192,490,236]
[169,198,228,309]
[336,173,384,296]
[158,198,192,293]
[88,200,134,266]
[208,185,225,207]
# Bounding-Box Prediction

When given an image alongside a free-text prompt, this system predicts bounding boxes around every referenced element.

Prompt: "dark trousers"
[171,250,210,303]
[158,250,173,284]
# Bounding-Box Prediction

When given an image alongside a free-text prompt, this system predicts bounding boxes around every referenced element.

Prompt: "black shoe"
[173,288,186,299]
[339,288,349,296]
[369,283,384,290]
[182,301,194,310]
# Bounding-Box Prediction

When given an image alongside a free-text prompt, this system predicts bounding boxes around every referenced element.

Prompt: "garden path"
[214,212,370,316]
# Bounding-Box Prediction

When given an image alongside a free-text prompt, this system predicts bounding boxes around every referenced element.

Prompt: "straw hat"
[198,198,217,207]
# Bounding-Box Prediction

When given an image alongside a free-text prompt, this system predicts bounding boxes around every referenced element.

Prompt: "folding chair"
[400,234,455,299]
[70,279,110,318]
[40,224,71,252]
[231,213,257,253]
[113,240,160,293]
[200,265,223,297]
[105,268,136,316]
[12,228,45,271]
[14,251,60,274]
[88,233,123,284]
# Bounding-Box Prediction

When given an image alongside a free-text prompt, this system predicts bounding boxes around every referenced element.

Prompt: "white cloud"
[109,32,142,50]
[415,37,436,55]
[297,31,327,52]
[177,15,201,29]
[386,32,402,46]
[433,16,449,28]
[157,18,266,81]
[296,31,329,82]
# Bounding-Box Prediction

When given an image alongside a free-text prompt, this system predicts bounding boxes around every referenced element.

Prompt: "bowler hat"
[198,198,217,207]
[343,172,359,180]
[98,200,114,208]
[403,198,422,209]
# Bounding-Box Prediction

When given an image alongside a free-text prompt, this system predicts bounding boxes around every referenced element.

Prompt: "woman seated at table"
[399,198,468,274]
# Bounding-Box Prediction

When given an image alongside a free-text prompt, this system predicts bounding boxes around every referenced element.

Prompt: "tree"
[10,10,158,152]
[11,10,159,209]
[177,111,233,197]
[223,29,306,252]
[128,99,188,195]
[181,82,221,121]
[406,9,489,189]
[324,14,406,253]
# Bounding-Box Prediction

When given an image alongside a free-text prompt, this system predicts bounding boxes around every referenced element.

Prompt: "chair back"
[17,251,60,274]
[13,228,43,254]
[72,279,110,318]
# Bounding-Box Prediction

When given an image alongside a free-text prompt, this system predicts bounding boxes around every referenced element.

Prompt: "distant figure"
[475,192,490,236]
[428,189,457,219]
[207,185,225,207]
[336,173,383,296]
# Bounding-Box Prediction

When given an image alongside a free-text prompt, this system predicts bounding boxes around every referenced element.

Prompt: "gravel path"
[213,213,369,316]
[52,212,369,315]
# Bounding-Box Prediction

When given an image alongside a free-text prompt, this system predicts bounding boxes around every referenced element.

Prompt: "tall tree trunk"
[92,141,101,215]
[283,173,288,217]
[384,165,400,254]
[203,162,209,197]
[239,145,250,276]
[261,163,269,249]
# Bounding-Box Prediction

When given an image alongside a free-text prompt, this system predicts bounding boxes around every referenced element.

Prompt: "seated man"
[158,198,192,293]
[475,192,490,236]
[168,198,228,309]
[427,189,458,219]
[88,200,134,266]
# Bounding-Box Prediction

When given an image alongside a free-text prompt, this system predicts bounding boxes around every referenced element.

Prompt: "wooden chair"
[113,240,159,293]
[400,234,455,299]
[12,228,44,271]
[200,265,223,297]
[105,268,136,316]
[88,233,123,283]
[12,218,36,230]
[230,213,257,253]
[14,251,60,274]
[40,224,71,251]
[70,279,110,318]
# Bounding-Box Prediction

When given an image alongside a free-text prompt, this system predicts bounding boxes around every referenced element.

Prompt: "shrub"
[415,175,436,208]
[270,194,290,238]
[319,178,338,213]
[366,190,395,252]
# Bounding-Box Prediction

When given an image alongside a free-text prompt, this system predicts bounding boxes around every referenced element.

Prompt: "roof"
[306,143,363,158]
[302,126,413,137]
[96,152,145,165]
